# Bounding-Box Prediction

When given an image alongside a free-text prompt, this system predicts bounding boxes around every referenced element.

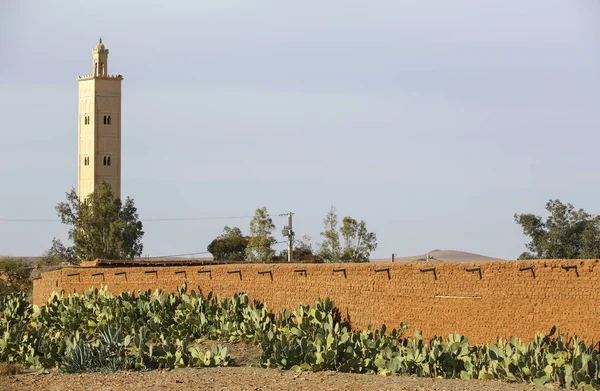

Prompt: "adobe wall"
[32,259,600,344]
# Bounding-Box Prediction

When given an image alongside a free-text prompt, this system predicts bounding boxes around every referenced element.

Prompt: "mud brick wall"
[32,259,600,344]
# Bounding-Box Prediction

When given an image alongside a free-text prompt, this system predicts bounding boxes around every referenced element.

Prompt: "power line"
[0,213,290,223]
[142,215,255,222]
[0,218,61,223]
[0,215,256,223]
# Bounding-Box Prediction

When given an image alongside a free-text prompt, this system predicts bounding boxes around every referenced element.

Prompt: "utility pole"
[280,212,295,262]
[287,212,294,262]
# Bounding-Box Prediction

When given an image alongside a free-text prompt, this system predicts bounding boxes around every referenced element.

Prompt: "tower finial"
[99,37,102,44]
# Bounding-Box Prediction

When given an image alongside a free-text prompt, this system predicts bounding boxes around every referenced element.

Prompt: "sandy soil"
[5,342,549,391]
[6,367,549,391]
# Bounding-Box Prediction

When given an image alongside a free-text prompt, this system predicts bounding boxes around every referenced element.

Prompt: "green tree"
[340,217,378,262]
[207,226,249,261]
[319,206,341,262]
[246,207,277,262]
[319,206,378,263]
[279,235,321,262]
[41,238,77,266]
[0,258,32,296]
[514,199,600,260]
[55,181,144,262]
[295,234,316,260]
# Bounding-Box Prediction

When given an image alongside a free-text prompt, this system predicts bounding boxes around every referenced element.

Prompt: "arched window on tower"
[95,62,98,76]
[103,116,107,125]
[101,62,105,75]
[107,157,111,166]
[107,116,111,125]
[103,156,107,166]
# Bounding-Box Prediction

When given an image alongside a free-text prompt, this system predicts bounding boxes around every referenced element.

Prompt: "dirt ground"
[5,367,551,391]
[5,342,550,391]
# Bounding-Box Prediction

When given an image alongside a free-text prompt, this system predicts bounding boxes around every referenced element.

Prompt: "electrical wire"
[0,214,286,223]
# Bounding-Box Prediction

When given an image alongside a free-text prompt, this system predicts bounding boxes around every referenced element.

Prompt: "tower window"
[107,157,111,166]
[84,156,89,166]
[107,115,111,125]
[103,116,107,125]
[103,156,107,166]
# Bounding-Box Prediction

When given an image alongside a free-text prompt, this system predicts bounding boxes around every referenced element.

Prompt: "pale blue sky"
[0,0,599,259]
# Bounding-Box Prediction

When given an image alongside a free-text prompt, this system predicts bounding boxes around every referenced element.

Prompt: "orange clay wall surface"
[32,260,600,344]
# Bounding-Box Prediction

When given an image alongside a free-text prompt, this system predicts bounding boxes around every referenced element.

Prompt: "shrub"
[1,286,600,389]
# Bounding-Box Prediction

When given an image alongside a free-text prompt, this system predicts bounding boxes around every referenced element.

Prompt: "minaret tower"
[77,38,123,200]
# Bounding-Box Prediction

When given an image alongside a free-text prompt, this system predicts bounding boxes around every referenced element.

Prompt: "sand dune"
[371,249,506,263]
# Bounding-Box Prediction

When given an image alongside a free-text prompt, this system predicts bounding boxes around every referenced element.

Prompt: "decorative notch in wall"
[333,268,347,278]
[294,269,307,276]
[144,270,158,279]
[114,271,127,281]
[197,269,212,279]
[561,264,579,277]
[91,272,105,281]
[258,270,273,281]
[228,270,242,280]
[175,270,187,279]
[466,266,482,280]
[67,272,81,282]
[519,265,535,278]
[420,267,437,280]
[374,267,391,279]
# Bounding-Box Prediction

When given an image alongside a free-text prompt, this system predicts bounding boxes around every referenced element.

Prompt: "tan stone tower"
[77,38,123,200]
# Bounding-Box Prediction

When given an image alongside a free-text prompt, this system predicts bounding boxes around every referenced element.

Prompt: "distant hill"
[371,249,506,263]
[0,256,40,265]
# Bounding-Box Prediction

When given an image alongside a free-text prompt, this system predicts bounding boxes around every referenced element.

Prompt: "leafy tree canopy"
[319,206,341,262]
[41,238,77,266]
[55,181,144,262]
[514,199,600,260]
[319,205,378,263]
[207,226,249,261]
[0,257,32,296]
[246,207,276,262]
[278,235,322,262]
[340,217,378,263]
